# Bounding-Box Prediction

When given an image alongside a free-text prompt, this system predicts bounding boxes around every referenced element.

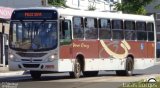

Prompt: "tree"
[154,4,160,9]
[88,5,96,11]
[114,0,153,15]
[88,2,96,11]
[48,0,66,7]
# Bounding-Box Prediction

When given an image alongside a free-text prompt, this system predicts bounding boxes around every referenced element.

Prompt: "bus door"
[59,19,72,59]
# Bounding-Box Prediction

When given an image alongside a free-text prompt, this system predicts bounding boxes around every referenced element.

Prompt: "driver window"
[60,20,72,45]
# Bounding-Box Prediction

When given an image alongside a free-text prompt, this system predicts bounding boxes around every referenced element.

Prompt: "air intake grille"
[23,64,40,68]
[17,53,47,57]
[21,59,42,62]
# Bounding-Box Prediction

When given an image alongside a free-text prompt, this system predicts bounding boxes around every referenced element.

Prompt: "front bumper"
[9,61,58,71]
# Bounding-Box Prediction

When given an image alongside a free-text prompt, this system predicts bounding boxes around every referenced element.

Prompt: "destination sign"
[11,10,58,20]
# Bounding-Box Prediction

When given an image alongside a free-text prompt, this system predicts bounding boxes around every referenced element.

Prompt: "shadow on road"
[0,72,144,83]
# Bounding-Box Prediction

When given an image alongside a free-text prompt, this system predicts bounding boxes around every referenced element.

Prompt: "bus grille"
[23,64,40,68]
[21,59,42,62]
[17,53,47,57]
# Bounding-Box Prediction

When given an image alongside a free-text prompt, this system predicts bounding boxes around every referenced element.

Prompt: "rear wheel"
[69,59,81,78]
[30,71,41,80]
[83,71,99,77]
[116,57,134,76]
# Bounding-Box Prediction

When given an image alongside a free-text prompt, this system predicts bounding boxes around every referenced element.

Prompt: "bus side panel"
[128,41,155,69]
[72,40,99,71]
[59,45,72,59]
[58,44,73,72]
[98,40,155,70]
[58,40,155,71]
[72,40,99,58]
[98,40,127,70]
[127,41,148,58]
[147,42,155,58]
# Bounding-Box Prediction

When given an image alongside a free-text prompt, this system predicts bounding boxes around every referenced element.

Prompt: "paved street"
[0,64,160,88]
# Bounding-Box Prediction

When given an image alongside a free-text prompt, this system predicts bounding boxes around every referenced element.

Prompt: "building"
[145,0,160,14]
[0,6,14,66]
[66,0,121,11]
[0,7,14,34]
[0,0,42,8]
[145,1,160,39]
[145,0,160,58]
[145,0,160,41]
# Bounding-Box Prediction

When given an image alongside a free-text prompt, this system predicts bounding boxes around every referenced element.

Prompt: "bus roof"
[58,8,154,22]
[13,7,154,22]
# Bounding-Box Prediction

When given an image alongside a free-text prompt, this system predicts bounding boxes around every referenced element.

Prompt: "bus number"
[24,12,42,17]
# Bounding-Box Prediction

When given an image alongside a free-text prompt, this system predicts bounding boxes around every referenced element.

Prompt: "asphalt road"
[0,64,160,88]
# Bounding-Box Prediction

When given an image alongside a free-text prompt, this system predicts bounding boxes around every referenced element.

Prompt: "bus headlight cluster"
[50,55,55,59]
[48,55,55,62]
[9,54,14,59]
[9,54,20,62]
[45,54,56,62]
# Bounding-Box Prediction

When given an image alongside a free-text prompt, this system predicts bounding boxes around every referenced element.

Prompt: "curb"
[0,71,25,77]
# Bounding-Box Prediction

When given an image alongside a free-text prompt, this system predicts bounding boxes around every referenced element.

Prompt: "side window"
[124,21,136,40]
[84,18,98,39]
[99,18,111,39]
[136,22,147,40]
[60,20,72,45]
[112,20,123,39]
[73,17,84,39]
[147,22,154,41]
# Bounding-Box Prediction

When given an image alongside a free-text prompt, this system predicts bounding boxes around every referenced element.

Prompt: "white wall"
[66,0,121,11]
[0,0,42,8]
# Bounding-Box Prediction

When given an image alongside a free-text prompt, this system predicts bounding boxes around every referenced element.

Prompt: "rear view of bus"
[9,8,58,79]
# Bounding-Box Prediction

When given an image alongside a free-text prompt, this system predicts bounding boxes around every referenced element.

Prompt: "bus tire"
[69,59,81,78]
[30,71,41,80]
[125,57,134,76]
[83,71,99,77]
[116,57,134,76]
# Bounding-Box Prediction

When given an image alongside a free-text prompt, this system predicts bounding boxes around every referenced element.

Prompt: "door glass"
[60,20,72,45]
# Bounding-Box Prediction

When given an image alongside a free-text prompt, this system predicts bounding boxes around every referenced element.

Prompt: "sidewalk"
[0,66,25,77]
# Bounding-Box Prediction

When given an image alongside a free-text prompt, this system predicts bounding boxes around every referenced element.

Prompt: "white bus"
[9,7,156,79]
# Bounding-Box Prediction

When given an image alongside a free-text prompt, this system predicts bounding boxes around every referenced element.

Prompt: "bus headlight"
[48,55,55,62]
[9,54,20,62]
[50,55,55,59]
[9,54,14,59]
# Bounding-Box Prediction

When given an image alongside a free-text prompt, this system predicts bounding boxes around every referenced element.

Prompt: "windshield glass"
[10,21,57,51]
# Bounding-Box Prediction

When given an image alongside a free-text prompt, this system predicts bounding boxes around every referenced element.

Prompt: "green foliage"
[155,4,160,9]
[48,0,66,7]
[114,0,153,15]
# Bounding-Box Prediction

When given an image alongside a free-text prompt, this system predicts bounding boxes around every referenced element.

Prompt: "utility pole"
[42,0,48,6]
[2,24,5,67]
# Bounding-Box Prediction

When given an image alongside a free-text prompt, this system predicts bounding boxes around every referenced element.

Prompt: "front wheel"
[30,71,41,80]
[69,59,81,78]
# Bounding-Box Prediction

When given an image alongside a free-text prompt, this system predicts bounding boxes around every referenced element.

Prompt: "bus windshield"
[10,21,57,51]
